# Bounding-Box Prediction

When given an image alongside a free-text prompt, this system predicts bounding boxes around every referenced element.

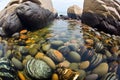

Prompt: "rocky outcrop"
[67,5,82,19]
[81,0,120,35]
[16,1,55,30]
[0,0,56,36]
[0,4,22,36]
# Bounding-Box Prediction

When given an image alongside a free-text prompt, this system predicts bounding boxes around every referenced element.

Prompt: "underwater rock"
[56,67,80,80]
[42,43,51,52]
[92,62,108,76]
[94,42,104,53]
[77,70,86,80]
[85,74,98,80]
[66,51,81,62]
[69,63,79,71]
[25,58,53,79]
[11,57,24,70]
[35,52,56,69]
[52,73,59,80]
[57,60,70,68]
[79,61,90,69]
[51,40,64,49]
[88,53,103,70]
[0,57,17,80]
[101,72,119,80]
[58,46,70,56]
[28,47,38,56]
[46,49,64,63]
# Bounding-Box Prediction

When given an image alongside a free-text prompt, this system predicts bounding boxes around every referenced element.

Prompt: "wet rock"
[104,50,112,58]
[28,47,38,56]
[80,49,94,61]
[51,40,64,49]
[12,50,22,61]
[66,51,81,62]
[79,61,90,69]
[11,57,24,70]
[56,67,80,80]
[68,44,78,51]
[101,72,119,80]
[94,42,104,53]
[20,34,28,40]
[92,63,108,76]
[42,43,51,52]
[108,61,118,72]
[57,60,70,68]
[69,63,79,71]
[35,52,56,69]
[19,46,29,56]
[77,70,86,80]
[12,32,20,39]
[20,29,27,34]
[25,58,53,79]
[5,50,12,59]
[85,39,94,47]
[67,5,82,19]
[0,57,17,80]
[85,74,98,80]
[89,54,103,70]
[52,73,59,80]
[46,49,64,63]
[58,46,70,56]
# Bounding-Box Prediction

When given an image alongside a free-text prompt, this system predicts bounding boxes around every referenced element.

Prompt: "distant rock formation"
[0,0,57,36]
[81,0,120,35]
[67,5,82,20]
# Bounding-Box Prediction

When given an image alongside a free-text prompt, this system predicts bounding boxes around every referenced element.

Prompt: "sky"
[0,0,84,14]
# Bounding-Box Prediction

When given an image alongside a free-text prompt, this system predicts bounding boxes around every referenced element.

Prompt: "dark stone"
[16,1,55,30]
[67,13,80,20]
[59,15,70,20]
[0,11,22,36]
[81,12,120,35]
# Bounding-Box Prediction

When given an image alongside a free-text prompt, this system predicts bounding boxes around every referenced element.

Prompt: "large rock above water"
[16,1,55,30]
[81,0,120,35]
[0,4,22,36]
[0,0,56,36]
[67,5,82,19]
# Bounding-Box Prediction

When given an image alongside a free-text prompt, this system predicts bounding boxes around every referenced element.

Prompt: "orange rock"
[22,59,28,65]
[25,40,32,44]
[35,52,44,59]
[85,39,94,46]
[20,35,28,40]
[20,30,28,34]
[53,50,64,62]
[52,73,59,80]
[18,71,26,80]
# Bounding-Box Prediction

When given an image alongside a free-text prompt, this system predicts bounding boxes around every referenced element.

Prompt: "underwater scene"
[0,19,119,80]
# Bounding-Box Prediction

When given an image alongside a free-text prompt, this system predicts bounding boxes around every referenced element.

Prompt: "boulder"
[0,4,22,36]
[67,5,82,19]
[16,1,55,30]
[0,0,56,36]
[81,0,120,35]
